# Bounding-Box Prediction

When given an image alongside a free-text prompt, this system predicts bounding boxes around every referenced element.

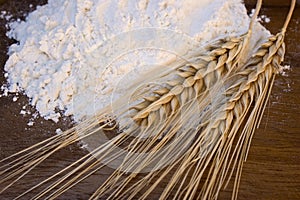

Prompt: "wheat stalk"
[186,32,286,200]
[89,1,296,199]
[176,2,293,199]
[0,0,296,199]
[1,0,260,198]
[31,13,263,199]
[18,35,247,200]
[85,1,267,199]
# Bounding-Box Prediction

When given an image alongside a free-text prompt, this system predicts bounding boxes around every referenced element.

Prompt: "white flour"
[2,0,262,123]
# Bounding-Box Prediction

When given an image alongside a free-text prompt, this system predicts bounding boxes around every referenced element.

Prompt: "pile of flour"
[2,0,259,123]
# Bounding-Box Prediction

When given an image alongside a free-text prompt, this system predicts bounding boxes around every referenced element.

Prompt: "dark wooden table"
[0,1,299,199]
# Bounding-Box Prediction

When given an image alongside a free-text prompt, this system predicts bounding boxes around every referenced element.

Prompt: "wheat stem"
[282,0,296,33]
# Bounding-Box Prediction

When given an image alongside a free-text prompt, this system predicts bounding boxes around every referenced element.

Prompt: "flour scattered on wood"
[1,0,267,124]
[250,8,271,23]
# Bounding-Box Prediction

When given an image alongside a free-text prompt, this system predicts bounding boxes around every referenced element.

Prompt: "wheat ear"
[0,32,247,195]
[8,19,260,200]
[193,1,295,199]
[130,3,266,128]
[203,1,295,198]
[90,0,297,199]
[11,36,246,200]
[86,1,266,199]
[1,1,262,199]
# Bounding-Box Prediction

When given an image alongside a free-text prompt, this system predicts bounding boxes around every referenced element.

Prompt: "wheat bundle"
[0,0,296,199]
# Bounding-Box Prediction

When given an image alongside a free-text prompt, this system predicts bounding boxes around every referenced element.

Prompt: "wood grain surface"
[0,1,299,199]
